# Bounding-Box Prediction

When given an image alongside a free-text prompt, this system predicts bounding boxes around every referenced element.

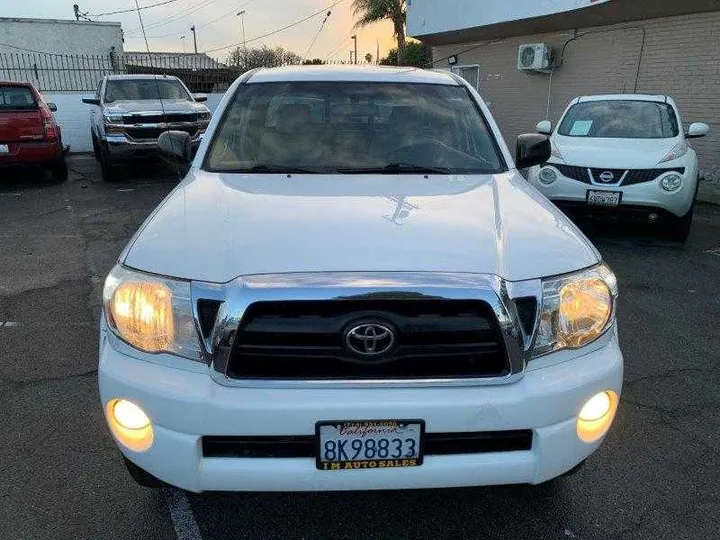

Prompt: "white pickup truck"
[98,66,623,492]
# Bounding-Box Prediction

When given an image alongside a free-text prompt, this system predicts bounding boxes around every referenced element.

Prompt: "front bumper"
[99,326,623,493]
[104,132,203,162]
[529,163,697,218]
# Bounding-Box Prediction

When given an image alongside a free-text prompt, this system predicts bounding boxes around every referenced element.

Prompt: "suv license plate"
[0,144,9,154]
[587,190,622,207]
[316,420,424,471]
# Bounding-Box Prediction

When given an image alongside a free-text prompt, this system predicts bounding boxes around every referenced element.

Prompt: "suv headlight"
[198,110,211,121]
[532,263,617,357]
[103,265,204,361]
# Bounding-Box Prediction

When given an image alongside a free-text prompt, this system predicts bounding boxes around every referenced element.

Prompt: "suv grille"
[551,164,685,186]
[226,300,509,380]
[554,164,590,183]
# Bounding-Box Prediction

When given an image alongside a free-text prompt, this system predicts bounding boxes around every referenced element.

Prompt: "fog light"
[105,399,154,452]
[660,174,683,192]
[539,167,557,185]
[577,390,618,443]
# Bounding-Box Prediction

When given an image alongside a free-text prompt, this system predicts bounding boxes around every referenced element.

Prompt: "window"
[104,79,191,102]
[558,100,679,139]
[205,82,505,175]
[452,65,480,91]
[0,86,37,110]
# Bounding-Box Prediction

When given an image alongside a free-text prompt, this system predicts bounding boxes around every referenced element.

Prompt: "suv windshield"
[558,100,679,139]
[105,79,190,102]
[205,82,506,174]
[0,86,37,110]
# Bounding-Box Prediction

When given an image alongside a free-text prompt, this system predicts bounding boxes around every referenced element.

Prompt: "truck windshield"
[557,100,679,139]
[104,79,191,102]
[205,82,506,174]
[0,86,37,110]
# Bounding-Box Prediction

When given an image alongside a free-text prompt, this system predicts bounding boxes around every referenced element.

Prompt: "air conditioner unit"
[517,43,552,72]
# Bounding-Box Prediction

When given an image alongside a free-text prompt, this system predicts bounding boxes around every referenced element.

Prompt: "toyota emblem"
[599,171,615,183]
[344,323,396,357]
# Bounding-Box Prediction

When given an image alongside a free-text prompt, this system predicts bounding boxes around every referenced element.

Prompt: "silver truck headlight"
[104,114,124,124]
[103,265,204,361]
[198,111,211,121]
[532,263,617,357]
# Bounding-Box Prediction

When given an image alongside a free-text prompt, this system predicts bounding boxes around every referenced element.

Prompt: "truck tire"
[664,206,694,243]
[92,134,101,161]
[99,146,119,182]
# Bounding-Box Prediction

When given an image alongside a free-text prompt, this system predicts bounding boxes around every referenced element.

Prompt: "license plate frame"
[316,419,425,471]
[0,144,9,154]
[587,189,622,207]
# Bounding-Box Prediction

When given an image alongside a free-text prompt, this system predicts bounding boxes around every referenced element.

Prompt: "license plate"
[587,190,622,207]
[0,144,8,154]
[316,420,424,471]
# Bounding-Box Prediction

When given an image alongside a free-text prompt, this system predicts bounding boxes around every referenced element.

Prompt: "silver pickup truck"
[82,74,211,181]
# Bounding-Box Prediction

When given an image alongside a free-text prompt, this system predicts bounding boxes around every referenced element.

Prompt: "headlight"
[532,263,617,357]
[539,167,557,185]
[660,173,683,192]
[198,111,211,121]
[658,141,688,163]
[103,265,204,361]
[104,114,124,124]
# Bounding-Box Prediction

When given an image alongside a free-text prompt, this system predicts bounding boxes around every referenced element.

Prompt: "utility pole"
[189,25,198,54]
[351,35,357,65]
[349,51,353,64]
[237,10,247,52]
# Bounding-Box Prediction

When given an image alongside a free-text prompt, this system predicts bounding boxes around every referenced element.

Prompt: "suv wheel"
[92,134,101,161]
[664,206,694,243]
[48,159,69,183]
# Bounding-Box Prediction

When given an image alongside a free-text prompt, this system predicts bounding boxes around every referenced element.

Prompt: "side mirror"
[536,120,552,135]
[516,134,551,170]
[687,122,709,139]
[46,102,58,112]
[193,93,208,103]
[158,130,192,166]
[82,97,101,106]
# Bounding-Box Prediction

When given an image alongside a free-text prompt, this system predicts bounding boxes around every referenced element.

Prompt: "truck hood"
[103,99,208,115]
[122,170,600,283]
[553,134,679,168]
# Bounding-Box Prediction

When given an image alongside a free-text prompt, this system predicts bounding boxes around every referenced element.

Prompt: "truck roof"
[247,65,460,86]
[104,74,182,81]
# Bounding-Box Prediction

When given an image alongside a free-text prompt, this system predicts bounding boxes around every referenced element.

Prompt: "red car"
[0,81,67,182]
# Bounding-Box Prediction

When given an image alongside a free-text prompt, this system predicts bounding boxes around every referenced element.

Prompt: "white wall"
[44,92,226,153]
[0,18,123,56]
[407,0,611,36]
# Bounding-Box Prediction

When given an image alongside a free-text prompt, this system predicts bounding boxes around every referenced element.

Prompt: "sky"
[4,0,397,62]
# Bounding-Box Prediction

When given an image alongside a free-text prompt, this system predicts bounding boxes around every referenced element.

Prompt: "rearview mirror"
[536,120,552,135]
[82,97,101,106]
[516,134,551,170]
[158,130,192,167]
[46,102,57,112]
[687,122,709,139]
[193,93,208,102]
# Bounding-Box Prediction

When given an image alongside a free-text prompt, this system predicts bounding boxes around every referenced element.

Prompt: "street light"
[180,35,186,53]
[351,35,357,65]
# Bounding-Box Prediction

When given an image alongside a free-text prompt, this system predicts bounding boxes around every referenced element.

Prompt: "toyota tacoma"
[99,66,623,492]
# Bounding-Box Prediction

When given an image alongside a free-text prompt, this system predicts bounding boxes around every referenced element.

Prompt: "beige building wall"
[434,11,720,181]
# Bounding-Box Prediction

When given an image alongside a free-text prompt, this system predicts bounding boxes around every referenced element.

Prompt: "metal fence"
[0,52,243,93]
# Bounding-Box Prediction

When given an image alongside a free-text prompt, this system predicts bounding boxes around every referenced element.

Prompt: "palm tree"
[352,0,406,65]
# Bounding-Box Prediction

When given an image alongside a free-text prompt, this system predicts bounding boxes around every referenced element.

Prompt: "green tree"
[302,58,325,65]
[380,40,430,67]
[352,0,406,65]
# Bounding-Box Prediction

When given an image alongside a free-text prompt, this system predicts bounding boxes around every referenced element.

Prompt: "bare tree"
[228,45,302,71]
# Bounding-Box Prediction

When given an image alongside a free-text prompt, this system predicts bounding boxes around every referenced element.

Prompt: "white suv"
[528,94,709,242]
[98,66,623,492]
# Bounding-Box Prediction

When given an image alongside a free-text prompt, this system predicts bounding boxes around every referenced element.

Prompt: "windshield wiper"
[235,164,321,174]
[337,163,452,174]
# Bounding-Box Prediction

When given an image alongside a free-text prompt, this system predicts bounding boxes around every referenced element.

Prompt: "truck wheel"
[664,206,694,243]
[99,146,119,182]
[122,456,166,488]
[48,159,69,183]
[92,134,101,161]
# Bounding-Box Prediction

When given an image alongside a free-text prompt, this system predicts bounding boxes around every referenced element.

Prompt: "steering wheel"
[385,140,454,168]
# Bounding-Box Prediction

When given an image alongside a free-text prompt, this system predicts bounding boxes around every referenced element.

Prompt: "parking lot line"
[164,488,203,540]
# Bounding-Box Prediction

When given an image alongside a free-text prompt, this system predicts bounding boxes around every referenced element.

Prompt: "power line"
[125,0,223,35]
[324,34,353,61]
[302,10,332,63]
[203,0,347,54]
[138,0,253,39]
[91,0,180,17]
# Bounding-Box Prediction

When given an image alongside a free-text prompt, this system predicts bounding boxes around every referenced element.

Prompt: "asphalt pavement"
[1,155,719,540]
